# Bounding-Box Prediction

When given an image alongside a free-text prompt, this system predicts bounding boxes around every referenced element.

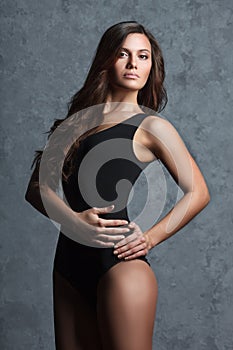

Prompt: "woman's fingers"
[121,246,148,260]
[97,233,126,242]
[94,206,129,228]
[92,239,116,248]
[98,218,129,227]
[92,206,130,231]
[112,221,150,259]
[114,238,148,260]
[113,222,141,248]
[92,205,115,214]
[113,231,138,247]
[114,236,145,254]
[99,226,130,235]
[76,206,132,247]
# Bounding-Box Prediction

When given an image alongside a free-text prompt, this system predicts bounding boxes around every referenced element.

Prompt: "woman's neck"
[106,88,138,105]
[103,101,143,116]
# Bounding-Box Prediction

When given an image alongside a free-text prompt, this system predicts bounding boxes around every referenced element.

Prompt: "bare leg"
[52,269,103,350]
[96,260,158,350]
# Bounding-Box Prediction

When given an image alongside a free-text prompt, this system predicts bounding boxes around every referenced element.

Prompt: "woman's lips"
[123,73,139,79]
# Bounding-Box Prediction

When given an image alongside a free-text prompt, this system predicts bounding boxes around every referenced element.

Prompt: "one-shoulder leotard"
[53,112,153,309]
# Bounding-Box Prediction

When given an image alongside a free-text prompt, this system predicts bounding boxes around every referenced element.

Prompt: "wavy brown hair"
[33,21,168,186]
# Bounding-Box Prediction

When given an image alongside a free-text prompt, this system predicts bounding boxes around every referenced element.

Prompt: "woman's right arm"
[25,163,130,247]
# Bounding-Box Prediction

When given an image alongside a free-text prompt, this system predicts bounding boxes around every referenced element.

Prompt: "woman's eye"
[118,52,148,60]
[140,54,148,60]
[119,52,128,57]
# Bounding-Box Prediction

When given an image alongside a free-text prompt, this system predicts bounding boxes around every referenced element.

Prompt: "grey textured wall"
[1,0,232,349]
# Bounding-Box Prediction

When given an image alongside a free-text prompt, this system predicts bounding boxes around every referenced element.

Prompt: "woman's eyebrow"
[121,47,151,53]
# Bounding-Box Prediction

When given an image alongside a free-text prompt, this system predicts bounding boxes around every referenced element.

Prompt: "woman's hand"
[25,167,130,248]
[73,205,131,248]
[113,222,153,260]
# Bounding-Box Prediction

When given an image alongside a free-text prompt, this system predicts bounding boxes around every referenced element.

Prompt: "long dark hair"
[33,21,168,184]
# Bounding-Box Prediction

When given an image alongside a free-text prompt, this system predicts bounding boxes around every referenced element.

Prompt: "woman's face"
[109,33,152,92]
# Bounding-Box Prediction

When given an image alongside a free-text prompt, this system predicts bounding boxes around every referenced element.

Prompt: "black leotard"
[53,112,153,309]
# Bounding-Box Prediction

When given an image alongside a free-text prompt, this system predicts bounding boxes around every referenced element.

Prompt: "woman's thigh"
[52,269,103,350]
[96,259,158,350]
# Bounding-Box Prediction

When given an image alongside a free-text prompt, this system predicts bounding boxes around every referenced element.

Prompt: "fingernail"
[113,250,118,254]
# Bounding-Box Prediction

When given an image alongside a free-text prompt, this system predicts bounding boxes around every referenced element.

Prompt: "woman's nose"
[126,55,137,69]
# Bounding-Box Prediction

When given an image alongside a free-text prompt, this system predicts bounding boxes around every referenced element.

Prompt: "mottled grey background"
[1,0,232,349]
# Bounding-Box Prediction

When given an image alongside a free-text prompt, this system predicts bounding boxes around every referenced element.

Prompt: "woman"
[25,21,210,350]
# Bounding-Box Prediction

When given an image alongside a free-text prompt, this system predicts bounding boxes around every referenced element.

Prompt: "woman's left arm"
[113,116,210,260]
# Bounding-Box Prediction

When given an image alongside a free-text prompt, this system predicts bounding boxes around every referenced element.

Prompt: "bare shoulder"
[141,114,178,139]
[139,114,189,159]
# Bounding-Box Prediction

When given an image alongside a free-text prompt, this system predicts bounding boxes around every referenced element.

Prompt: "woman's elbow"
[196,184,211,209]
[203,189,210,207]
